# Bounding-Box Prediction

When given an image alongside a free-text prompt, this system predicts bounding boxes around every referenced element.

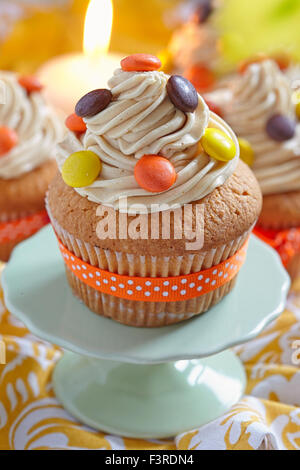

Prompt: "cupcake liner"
[48,202,252,327]
[0,210,36,224]
[0,210,34,262]
[0,209,49,262]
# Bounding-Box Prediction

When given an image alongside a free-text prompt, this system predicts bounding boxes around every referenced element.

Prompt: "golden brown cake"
[259,191,300,230]
[0,160,56,261]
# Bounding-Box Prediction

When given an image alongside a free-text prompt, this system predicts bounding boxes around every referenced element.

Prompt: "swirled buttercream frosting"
[220,61,300,195]
[57,68,239,213]
[0,72,64,179]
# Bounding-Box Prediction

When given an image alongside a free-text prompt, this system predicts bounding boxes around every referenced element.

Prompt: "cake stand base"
[52,349,246,439]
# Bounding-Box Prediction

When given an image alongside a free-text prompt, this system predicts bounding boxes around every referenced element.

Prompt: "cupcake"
[168,0,220,92]
[46,54,262,327]
[0,72,64,261]
[212,60,300,276]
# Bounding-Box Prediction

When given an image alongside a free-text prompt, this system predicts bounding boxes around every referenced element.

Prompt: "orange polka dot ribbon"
[253,226,300,267]
[57,237,249,303]
[0,210,49,244]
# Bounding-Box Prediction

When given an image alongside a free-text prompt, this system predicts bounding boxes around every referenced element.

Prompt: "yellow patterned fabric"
[0,279,299,450]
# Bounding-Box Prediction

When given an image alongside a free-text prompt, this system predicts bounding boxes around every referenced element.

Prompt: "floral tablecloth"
[0,277,299,450]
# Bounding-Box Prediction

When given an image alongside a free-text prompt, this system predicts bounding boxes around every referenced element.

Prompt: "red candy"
[18,75,43,93]
[65,113,87,133]
[134,155,177,193]
[184,65,215,92]
[0,127,18,156]
[121,54,162,72]
[204,99,223,118]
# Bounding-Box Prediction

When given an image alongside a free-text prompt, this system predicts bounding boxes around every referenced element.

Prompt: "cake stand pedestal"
[2,227,290,439]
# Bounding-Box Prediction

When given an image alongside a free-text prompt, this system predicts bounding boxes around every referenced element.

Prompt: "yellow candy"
[62,151,101,188]
[238,138,255,167]
[296,102,300,121]
[201,128,236,162]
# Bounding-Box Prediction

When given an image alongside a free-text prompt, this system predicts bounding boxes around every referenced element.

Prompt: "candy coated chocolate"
[134,155,177,193]
[167,75,198,113]
[192,0,213,23]
[121,54,161,72]
[75,89,112,118]
[18,75,43,93]
[65,113,87,133]
[184,65,215,92]
[201,128,236,162]
[0,126,18,156]
[266,114,296,141]
[62,151,102,188]
[296,102,300,120]
[238,138,254,166]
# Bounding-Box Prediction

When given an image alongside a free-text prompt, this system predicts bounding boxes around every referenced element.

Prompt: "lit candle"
[38,0,123,116]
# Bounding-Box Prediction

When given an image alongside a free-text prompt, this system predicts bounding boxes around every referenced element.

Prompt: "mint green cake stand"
[2,227,290,439]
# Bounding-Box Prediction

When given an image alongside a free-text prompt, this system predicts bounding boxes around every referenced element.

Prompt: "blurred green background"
[218,0,300,70]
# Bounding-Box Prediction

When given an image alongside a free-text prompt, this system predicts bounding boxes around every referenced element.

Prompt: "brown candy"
[192,0,213,24]
[266,114,296,142]
[166,75,198,113]
[75,89,112,118]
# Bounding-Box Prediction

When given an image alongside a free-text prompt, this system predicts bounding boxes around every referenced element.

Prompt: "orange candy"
[134,155,177,193]
[121,54,162,72]
[204,99,223,118]
[0,127,18,156]
[273,53,291,71]
[65,113,87,133]
[18,75,43,93]
[184,65,215,92]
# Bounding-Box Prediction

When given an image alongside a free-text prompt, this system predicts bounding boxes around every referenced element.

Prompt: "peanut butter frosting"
[0,72,64,180]
[57,68,240,214]
[219,61,300,195]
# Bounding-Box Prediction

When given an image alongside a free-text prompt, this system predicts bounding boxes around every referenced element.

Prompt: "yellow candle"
[38,0,122,116]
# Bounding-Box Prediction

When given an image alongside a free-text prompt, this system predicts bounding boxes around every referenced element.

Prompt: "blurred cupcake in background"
[0,72,64,261]
[167,0,222,93]
[237,51,300,86]
[211,59,300,278]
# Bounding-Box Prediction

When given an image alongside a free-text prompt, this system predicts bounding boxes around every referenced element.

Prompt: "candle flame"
[83,0,113,57]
